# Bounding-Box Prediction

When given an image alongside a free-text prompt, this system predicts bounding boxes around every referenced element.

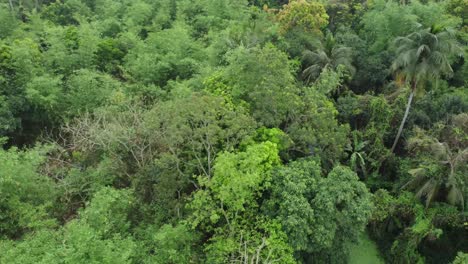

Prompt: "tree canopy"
[0,0,466,263]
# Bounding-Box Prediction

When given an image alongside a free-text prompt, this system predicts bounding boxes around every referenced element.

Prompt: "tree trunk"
[391,86,415,153]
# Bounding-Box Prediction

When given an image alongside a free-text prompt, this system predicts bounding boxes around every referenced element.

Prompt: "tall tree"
[390,26,461,152]
[188,141,296,263]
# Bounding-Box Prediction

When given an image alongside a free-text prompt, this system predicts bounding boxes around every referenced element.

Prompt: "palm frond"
[391,27,461,83]
[415,179,437,201]
[447,186,464,210]
[424,182,439,208]
[416,44,430,58]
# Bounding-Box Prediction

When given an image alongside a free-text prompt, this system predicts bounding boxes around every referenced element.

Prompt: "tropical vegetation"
[0,0,466,263]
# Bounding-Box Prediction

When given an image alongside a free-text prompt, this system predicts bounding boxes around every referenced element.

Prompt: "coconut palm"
[301,31,355,84]
[390,26,461,152]
[403,127,467,210]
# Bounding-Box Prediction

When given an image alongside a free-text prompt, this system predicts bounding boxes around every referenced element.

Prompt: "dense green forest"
[0,0,466,263]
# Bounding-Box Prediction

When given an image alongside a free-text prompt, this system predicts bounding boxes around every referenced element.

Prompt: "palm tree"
[301,31,355,84]
[403,127,467,210]
[390,26,461,152]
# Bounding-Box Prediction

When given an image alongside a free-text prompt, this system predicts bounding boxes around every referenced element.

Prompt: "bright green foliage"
[189,141,296,263]
[0,146,57,239]
[63,69,123,118]
[452,252,468,264]
[0,229,62,264]
[0,188,137,264]
[26,74,62,111]
[445,0,468,31]
[122,0,154,31]
[190,141,280,224]
[209,142,279,211]
[57,188,137,264]
[218,45,347,162]
[277,0,328,34]
[25,74,63,122]
[203,71,243,110]
[246,127,293,152]
[178,0,251,39]
[147,224,201,264]
[80,187,135,236]
[348,232,384,264]
[60,221,136,264]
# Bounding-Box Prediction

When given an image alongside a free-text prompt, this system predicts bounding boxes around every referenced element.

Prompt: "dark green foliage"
[265,159,321,252]
[222,43,301,127]
[402,115,467,210]
[301,31,355,84]
[369,190,466,264]
[285,69,350,167]
[94,38,127,75]
[41,0,91,25]
[265,161,373,262]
